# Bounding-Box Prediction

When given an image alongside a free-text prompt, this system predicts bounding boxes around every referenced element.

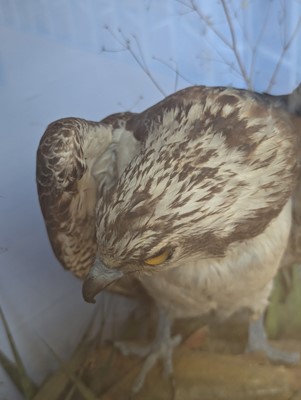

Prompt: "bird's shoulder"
[100,86,301,262]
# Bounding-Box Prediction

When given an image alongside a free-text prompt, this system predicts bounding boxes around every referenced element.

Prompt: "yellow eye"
[144,249,171,266]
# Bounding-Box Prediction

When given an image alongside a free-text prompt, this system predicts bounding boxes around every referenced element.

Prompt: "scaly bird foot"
[246,314,300,364]
[115,309,181,393]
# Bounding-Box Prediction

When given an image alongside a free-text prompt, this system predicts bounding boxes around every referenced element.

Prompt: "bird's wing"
[267,84,301,269]
[36,115,147,298]
[281,171,301,269]
[96,86,301,264]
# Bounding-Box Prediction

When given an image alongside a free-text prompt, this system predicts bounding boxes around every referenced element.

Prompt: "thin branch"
[174,60,180,91]
[189,0,232,48]
[117,95,144,111]
[187,0,252,88]
[132,33,149,71]
[249,2,271,82]
[103,25,126,48]
[100,45,127,53]
[266,15,301,92]
[220,0,252,88]
[231,6,253,51]
[176,0,190,7]
[103,26,166,97]
[152,56,194,88]
[278,0,288,48]
[200,26,243,78]
[176,0,198,16]
[228,0,270,83]
[206,47,242,78]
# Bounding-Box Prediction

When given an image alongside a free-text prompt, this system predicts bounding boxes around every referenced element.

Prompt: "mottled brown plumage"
[37,84,301,391]
[37,87,300,300]
[36,85,301,302]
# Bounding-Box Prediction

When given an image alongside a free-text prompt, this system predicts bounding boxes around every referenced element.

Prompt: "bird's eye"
[144,249,171,266]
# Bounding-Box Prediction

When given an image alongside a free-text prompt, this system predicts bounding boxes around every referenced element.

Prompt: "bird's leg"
[115,308,181,393]
[246,314,300,363]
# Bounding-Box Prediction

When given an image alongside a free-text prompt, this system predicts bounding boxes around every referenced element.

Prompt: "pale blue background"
[0,1,300,398]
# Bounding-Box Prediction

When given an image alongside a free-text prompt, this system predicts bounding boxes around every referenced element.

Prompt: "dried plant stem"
[104,26,166,97]
[0,307,37,399]
[220,0,252,89]
[152,56,194,89]
[266,16,301,92]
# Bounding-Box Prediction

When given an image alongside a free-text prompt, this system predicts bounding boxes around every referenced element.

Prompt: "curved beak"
[82,259,123,304]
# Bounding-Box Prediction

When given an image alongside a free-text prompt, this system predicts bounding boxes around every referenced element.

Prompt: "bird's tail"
[276,84,301,116]
[263,84,301,116]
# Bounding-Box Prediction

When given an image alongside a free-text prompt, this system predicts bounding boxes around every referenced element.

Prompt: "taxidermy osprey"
[36,84,301,392]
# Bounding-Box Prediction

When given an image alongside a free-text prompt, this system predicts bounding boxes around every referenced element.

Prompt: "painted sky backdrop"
[0,1,300,398]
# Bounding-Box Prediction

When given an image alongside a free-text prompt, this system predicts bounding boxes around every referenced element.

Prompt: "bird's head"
[82,88,298,303]
[82,138,199,302]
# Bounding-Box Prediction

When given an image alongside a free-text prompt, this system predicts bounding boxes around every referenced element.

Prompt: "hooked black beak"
[82,259,123,304]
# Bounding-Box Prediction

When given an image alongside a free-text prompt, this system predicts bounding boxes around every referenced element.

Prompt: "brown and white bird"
[36,85,301,392]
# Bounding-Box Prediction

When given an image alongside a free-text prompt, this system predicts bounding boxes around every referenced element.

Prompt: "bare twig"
[189,0,232,48]
[103,1,300,97]
[152,56,195,89]
[173,60,180,91]
[200,30,243,78]
[227,0,271,84]
[100,45,127,54]
[220,0,252,88]
[206,48,242,80]
[117,95,144,111]
[266,15,301,92]
[185,0,252,88]
[103,26,166,97]
[249,3,271,82]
